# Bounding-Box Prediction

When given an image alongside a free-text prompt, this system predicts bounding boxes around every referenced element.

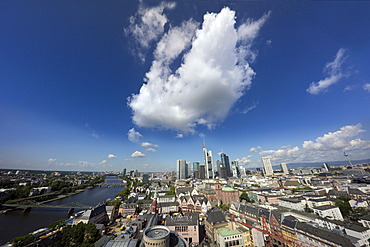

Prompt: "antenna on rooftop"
[344,152,353,166]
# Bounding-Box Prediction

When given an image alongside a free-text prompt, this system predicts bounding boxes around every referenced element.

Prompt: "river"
[0,176,124,245]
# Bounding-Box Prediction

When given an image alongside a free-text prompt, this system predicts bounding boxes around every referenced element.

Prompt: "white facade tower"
[176,160,187,180]
[203,144,214,179]
[262,157,274,176]
[280,163,289,175]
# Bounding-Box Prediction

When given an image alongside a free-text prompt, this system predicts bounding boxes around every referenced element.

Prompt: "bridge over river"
[2,201,92,209]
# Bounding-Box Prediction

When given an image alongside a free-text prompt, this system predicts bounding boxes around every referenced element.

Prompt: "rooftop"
[314,205,338,211]
[217,227,241,237]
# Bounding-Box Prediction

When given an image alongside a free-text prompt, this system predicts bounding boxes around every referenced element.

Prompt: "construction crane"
[233,215,317,247]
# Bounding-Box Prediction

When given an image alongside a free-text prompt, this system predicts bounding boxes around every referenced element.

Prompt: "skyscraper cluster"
[176,144,245,180]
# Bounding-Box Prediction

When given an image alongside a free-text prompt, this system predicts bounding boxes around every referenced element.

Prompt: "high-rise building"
[262,157,274,176]
[143,173,150,183]
[193,162,200,179]
[185,161,190,179]
[220,153,231,177]
[199,165,206,179]
[203,144,214,179]
[231,161,240,178]
[122,168,126,177]
[177,160,187,180]
[323,163,330,172]
[280,163,289,175]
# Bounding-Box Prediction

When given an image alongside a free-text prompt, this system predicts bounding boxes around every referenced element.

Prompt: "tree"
[216,204,230,211]
[10,234,35,247]
[60,222,100,247]
[335,199,352,218]
[165,186,176,195]
[240,192,251,202]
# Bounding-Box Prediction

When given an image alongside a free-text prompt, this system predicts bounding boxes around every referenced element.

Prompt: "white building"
[280,163,289,175]
[177,160,187,180]
[278,197,305,211]
[313,205,344,221]
[203,144,214,179]
[262,157,274,176]
[216,227,243,247]
[345,224,370,247]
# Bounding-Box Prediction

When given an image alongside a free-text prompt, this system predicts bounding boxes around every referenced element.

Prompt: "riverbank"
[0,177,123,245]
[0,187,94,214]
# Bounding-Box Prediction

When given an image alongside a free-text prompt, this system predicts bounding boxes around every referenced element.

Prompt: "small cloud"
[85,123,100,139]
[91,131,100,139]
[266,40,272,46]
[78,161,96,168]
[146,148,156,152]
[241,101,258,114]
[108,154,117,159]
[48,158,56,163]
[343,85,354,92]
[124,158,133,161]
[100,160,107,164]
[141,142,159,148]
[128,128,143,142]
[307,48,348,94]
[363,83,370,93]
[249,146,262,153]
[131,151,145,158]
[125,1,176,62]
[175,133,184,138]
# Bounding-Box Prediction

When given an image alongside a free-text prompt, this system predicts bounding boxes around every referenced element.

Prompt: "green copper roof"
[217,227,241,237]
[221,187,235,191]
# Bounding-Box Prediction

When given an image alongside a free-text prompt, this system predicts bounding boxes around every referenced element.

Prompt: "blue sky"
[1,0,370,172]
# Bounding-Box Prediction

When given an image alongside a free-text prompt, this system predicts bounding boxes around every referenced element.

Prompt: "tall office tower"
[216,160,222,178]
[176,160,187,180]
[193,162,200,179]
[220,153,232,177]
[323,163,330,172]
[199,164,206,179]
[239,166,246,177]
[122,168,126,177]
[185,161,190,178]
[280,163,289,175]
[203,144,214,179]
[262,157,274,176]
[231,161,240,178]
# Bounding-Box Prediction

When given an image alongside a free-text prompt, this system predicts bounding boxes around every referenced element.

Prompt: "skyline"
[1,1,370,172]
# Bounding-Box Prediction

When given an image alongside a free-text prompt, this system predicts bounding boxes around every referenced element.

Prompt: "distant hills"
[279,158,370,169]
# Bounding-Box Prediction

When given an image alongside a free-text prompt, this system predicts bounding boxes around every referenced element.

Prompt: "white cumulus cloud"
[141,142,159,147]
[127,128,143,142]
[259,124,370,163]
[108,154,116,159]
[249,146,262,153]
[125,2,176,62]
[363,83,370,93]
[307,48,348,94]
[131,151,145,158]
[48,158,56,163]
[175,133,184,138]
[128,7,269,132]
[146,148,156,152]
